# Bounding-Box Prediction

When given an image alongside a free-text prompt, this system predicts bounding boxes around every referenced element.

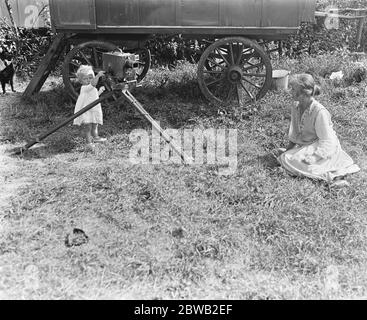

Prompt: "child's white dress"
[278,100,360,181]
[73,84,103,125]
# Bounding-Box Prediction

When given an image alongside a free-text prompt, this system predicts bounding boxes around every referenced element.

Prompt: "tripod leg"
[121,89,194,164]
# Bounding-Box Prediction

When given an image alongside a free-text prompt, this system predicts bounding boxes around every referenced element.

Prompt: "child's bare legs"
[91,123,99,139]
[91,123,106,142]
[83,124,93,144]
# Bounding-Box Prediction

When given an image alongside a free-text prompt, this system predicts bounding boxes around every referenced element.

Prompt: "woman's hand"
[303,154,322,165]
[286,141,296,151]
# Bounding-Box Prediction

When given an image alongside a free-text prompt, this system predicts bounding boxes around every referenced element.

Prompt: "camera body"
[102,51,139,82]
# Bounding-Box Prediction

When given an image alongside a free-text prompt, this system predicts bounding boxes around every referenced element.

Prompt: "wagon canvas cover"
[50,0,315,36]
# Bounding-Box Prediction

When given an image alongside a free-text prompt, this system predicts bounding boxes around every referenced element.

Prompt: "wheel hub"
[227,65,243,83]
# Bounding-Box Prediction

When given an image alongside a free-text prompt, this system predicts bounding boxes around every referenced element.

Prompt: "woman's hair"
[76,65,94,81]
[289,73,321,96]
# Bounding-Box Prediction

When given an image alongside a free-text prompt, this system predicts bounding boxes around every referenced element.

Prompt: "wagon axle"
[227,66,243,83]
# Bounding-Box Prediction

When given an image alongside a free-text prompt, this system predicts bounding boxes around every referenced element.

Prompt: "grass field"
[0,52,367,299]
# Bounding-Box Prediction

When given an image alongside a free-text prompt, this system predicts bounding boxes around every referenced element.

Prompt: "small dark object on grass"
[139,189,151,200]
[172,227,184,239]
[350,67,366,83]
[65,228,89,247]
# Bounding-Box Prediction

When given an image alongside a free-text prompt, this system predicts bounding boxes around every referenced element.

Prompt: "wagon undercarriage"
[60,35,275,107]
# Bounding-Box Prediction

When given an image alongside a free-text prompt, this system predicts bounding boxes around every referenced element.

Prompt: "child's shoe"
[85,143,95,152]
[93,136,107,143]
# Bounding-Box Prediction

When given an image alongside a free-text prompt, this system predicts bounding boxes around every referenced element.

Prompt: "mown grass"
[0,53,367,300]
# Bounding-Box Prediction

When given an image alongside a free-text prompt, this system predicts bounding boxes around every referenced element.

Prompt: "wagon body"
[49,0,315,39]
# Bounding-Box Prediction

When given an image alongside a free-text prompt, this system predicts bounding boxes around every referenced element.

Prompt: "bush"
[145,35,205,67]
[0,19,53,78]
[282,0,367,57]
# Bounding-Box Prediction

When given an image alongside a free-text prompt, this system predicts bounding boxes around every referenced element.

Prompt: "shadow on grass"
[257,153,281,169]
[6,135,80,160]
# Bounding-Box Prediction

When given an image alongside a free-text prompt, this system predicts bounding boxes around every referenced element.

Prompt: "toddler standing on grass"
[277,73,360,187]
[73,65,107,148]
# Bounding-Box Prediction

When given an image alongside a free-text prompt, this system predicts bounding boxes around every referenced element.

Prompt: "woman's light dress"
[73,84,103,125]
[279,100,360,181]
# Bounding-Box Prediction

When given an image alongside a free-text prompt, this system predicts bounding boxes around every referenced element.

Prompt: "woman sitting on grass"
[277,73,360,186]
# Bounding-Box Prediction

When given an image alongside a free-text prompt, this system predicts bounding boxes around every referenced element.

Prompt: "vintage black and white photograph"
[0,0,366,301]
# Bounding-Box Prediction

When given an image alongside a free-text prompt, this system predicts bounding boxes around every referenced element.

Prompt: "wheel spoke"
[92,47,99,67]
[240,81,255,100]
[246,60,258,67]
[242,47,253,54]
[229,43,235,64]
[79,50,92,65]
[235,43,244,65]
[206,76,225,87]
[70,61,80,68]
[226,84,235,102]
[203,70,225,75]
[244,73,266,77]
[207,57,226,70]
[236,84,242,105]
[242,63,263,72]
[215,48,230,66]
[243,77,262,89]
[241,52,258,65]
[218,47,229,54]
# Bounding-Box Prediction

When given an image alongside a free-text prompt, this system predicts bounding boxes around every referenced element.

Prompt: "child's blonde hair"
[289,73,321,96]
[76,65,94,81]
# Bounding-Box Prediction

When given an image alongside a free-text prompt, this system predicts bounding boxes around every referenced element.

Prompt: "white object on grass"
[330,71,344,81]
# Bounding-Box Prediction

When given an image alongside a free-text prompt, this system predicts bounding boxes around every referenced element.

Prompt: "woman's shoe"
[330,179,350,188]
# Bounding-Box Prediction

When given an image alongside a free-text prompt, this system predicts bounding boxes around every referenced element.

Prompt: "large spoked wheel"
[62,41,119,101]
[197,37,273,107]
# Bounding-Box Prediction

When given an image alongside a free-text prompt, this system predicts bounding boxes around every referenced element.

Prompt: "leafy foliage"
[145,35,206,67]
[0,19,53,78]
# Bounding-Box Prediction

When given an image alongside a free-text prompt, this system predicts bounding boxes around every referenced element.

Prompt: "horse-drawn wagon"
[25,0,316,106]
